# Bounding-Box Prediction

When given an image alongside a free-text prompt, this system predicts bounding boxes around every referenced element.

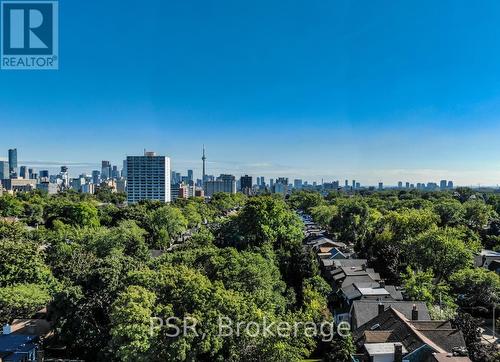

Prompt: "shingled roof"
[353,307,467,355]
[350,300,430,329]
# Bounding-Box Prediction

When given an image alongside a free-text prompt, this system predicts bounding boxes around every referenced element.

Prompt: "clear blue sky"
[2,0,500,185]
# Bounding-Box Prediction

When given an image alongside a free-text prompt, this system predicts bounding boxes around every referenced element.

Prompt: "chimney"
[378,302,385,315]
[394,343,403,362]
[412,304,418,321]
[361,263,367,271]
[379,280,385,288]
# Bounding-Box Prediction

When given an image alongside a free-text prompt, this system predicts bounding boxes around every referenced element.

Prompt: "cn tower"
[202,145,206,187]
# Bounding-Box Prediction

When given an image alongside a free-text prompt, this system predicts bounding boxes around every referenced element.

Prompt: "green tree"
[310,204,338,230]
[433,199,465,227]
[463,200,494,232]
[110,286,157,362]
[231,196,303,249]
[407,227,480,280]
[0,283,51,324]
[288,190,324,212]
[148,206,188,249]
[401,266,456,310]
[0,194,24,217]
[0,239,55,288]
[449,268,500,309]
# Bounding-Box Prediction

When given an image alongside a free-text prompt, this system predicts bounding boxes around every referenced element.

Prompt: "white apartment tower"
[126,151,171,203]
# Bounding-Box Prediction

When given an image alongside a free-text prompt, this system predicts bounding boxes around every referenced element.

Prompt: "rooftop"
[364,342,407,355]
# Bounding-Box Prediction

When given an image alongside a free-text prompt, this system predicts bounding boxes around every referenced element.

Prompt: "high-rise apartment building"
[205,174,236,197]
[126,151,171,203]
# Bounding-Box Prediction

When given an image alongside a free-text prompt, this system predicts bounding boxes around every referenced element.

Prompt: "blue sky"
[2,0,500,185]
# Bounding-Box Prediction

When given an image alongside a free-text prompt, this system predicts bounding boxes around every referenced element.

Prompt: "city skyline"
[0,147,472,188]
[3,1,500,185]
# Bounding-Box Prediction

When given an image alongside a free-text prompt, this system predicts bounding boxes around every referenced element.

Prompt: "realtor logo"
[1,0,58,69]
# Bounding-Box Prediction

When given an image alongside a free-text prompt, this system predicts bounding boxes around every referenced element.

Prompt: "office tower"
[378,182,383,190]
[112,165,120,179]
[240,175,252,191]
[92,170,101,184]
[355,182,360,189]
[0,161,9,180]
[28,168,34,179]
[122,160,128,179]
[126,151,171,203]
[19,166,27,179]
[101,161,111,180]
[187,169,194,185]
[405,182,410,189]
[345,180,348,187]
[352,180,356,189]
[260,176,265,187]
[39,170,49,179]
[270,178,274,188]
[440,180,447,190]
[294,179,303,189]
[447,181,454,189]
[8,148,17,177]
[398,181,403,188]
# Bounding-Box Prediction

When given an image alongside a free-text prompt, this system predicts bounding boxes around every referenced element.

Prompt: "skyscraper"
[19,166,27,179]
[101,161,111,180]
[240,175,252,191]
[440,180,447,190]
[187,169,194,185]
[0,161,9,180]
[92,170,101,184]
[8,148,17,177]
[126,151,171,203]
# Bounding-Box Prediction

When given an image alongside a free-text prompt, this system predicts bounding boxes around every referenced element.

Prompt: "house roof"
[351,300,431,329]
[384,285,404,300]
[364,343,408,355]
[11,319,52,338]
[333,259,367,269]
[308,237,347,249]
[432,353,472,362]
[353,307,467,355]
[341,275,381,288]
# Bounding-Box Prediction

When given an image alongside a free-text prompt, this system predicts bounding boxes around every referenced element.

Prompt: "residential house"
[353,307,470,362]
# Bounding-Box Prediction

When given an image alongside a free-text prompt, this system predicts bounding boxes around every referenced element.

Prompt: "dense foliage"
[294,188,500,361]
[0,191,333,361]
